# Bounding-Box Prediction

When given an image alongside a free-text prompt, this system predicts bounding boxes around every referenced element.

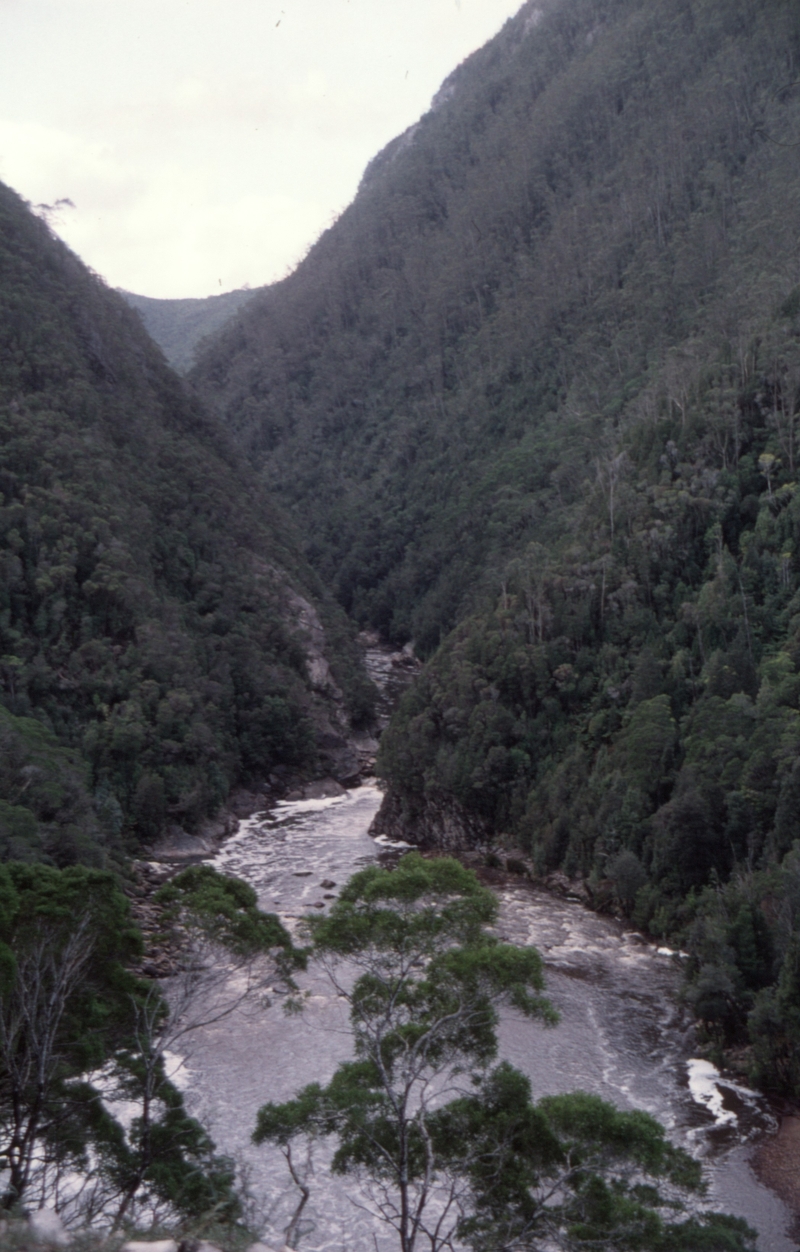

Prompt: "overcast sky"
[0,0,523,298]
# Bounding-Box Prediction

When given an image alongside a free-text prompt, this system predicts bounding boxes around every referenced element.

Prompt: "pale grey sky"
[0,0,523,297]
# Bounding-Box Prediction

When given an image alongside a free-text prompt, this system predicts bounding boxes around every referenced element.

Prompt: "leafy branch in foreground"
[91,865,305,1230]
[253,854,756,1252]
[0,860,299,1234]
[442,1062,756,1251]
[0,863,144,1212]
[155,863,305,975]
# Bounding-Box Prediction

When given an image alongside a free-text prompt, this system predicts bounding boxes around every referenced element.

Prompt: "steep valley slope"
[0,181,372,870]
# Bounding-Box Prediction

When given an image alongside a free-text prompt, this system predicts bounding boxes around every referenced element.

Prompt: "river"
[173,782,796,1252]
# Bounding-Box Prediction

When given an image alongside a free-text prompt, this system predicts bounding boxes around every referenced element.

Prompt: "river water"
[174,783,796,1252]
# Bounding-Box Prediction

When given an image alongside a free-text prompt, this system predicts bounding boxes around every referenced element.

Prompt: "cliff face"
[0,181,369,867]
[369,787,491,852]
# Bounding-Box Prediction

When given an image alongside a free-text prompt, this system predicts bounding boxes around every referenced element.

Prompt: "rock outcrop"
[369,788,490,851]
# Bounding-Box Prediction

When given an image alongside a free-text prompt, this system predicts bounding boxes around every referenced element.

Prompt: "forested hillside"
[122,287,257,373]
[192,0,800,1083]
[194,0,800,650]
[0,181,369,869]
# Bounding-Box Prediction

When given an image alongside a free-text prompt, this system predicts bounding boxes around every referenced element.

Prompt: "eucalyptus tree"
[254,854,756,1252]
[441,1063,757,1252]
[0,863,144,1210]
[96,865,303,1231]
[254,853,557,1252]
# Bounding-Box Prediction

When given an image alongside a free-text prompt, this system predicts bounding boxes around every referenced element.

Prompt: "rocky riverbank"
[141,638,417,871]
[753,1115,800,1237]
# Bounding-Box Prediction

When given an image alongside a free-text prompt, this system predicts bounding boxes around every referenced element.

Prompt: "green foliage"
[255,854,555,1252]
[254,859,751,1252]
[191,0,800,1084]
[0,862,247,1223]
[195,0,800,661]
[0,704,110,867]
[444,1063,755,1251]
[155,863,303,965]
[621,696,677,800]
[749,935,800,1095]
[121,288,257,373]
[0,863,145,1207]
[95,1043,240,1228]
[308,852,556,1043]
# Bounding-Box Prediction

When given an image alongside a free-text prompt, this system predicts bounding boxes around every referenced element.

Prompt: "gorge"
[2,0,800,1246]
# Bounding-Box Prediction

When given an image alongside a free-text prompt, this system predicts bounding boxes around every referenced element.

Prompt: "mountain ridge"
[192,0,800,646]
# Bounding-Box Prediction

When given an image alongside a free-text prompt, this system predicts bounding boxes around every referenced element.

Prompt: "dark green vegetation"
[0,180,371,866]
[0,863,142,1209]
[5,0,788,1238]
[122,288,258,374]
[191,0,800,1089]
[0,860,296,1225]
[155,862,304,967]
[0,702,106,865]
[255,856,754,1252]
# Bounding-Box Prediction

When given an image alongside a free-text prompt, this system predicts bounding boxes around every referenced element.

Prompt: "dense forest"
[191,0,800,1089]
[0,181,379,1233]
[0,181,370,869]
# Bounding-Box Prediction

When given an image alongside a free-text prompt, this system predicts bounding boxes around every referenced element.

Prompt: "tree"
[749,935,800,1095]
[254,856,756,1252]
[91,1006,241,1234]
[0,864,144,1210]
[92,865,304,1231]
[254,854,557,1252]
[443,1062,757,1251]
[0,861,300,1229]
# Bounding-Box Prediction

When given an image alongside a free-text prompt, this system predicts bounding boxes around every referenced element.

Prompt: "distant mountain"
[191,0,800,1084]
[121,286,258,372]
[0,181,370,868]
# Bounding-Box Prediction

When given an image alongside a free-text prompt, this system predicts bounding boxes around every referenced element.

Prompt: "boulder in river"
[148,824,215,861]
[370,788,490,850]
[543,870,592,903]
[286,777,346,800]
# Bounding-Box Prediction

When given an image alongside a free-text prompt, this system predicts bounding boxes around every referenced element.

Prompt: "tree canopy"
[0,863,144,1208]
[254,856,755,1252]
[0,860,300,1228]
